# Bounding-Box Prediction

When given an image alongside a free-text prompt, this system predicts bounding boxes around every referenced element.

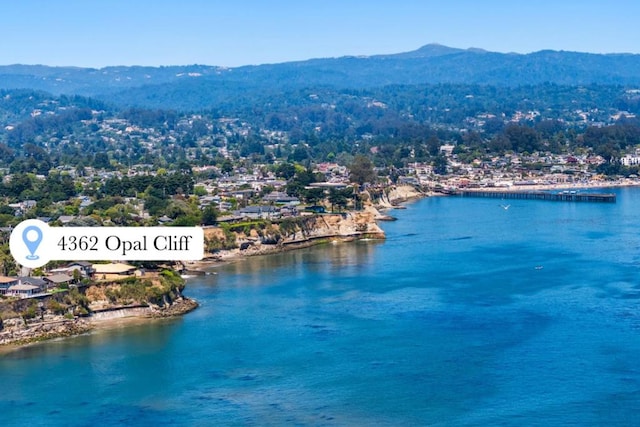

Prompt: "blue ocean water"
[2,188,640,426]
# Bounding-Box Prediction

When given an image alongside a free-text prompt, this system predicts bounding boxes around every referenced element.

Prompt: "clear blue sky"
[2,0,639,68]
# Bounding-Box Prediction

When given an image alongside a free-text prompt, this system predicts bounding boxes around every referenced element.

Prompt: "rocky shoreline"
[1,185,427,351]
[0,317,93,349]
[146,296,199,318]
[182,186,430,270]
[0,296,199,349]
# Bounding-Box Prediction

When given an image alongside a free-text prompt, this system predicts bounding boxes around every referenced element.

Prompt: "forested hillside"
[2,44,640,110]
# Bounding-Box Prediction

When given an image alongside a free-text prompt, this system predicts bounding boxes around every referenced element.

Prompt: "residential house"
[92,263,137,278]
[21,200,37,210]
[440,144,455,156]
[262,191,300,205]
[280,205,298,217]
[620,154,640,166]
[77,196,94,208]
[158,215,174,224]
[199,195,220,208]
[218,201,233,211]
[237,206,280,219]
[232,189,256,200]
[7,283,41,298]
[308,182,350,190]
[18,277,47,293]
[65,261,95,277]
[0,276,19,295]
[57,215,76,224]
[44,273,74,289]
[398,176,420,185]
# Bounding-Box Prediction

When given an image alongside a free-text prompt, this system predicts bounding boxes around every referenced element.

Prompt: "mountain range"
[2,44,640,111]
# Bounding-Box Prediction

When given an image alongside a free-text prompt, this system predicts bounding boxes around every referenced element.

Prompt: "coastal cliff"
[202,210,385,260]
[0,271,197,347]
[373,185,427,208]
[1,209,390,347]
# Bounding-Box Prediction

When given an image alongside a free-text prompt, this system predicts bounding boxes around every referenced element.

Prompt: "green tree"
[348,155,376,186]
[0,244,17,276]
[301,187,325,205]
[193,185,208,197]
[426,135,441,156]
[328,188,351,212]
[93,152,111,169]
[275,162,296,180]
[202,205,219,225]
[433,154,448,175]
[220,159,234,174]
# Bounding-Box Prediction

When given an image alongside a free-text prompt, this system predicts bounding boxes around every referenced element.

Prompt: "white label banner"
[9,219,204,268]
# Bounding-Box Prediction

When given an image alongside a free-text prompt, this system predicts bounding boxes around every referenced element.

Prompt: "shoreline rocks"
[0,317,92,347]
[1,200,406,350]
[198,210,387,265]
[0,296,198,349]
[375,184,427,209]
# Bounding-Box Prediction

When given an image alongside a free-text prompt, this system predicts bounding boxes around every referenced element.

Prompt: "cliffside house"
[0,276,19,295]
[18,277,47,292]
[43,273,74,288]
[92,263,137,279]
[7,283,40,298]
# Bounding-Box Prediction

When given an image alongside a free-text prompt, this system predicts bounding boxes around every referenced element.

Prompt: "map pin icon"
[23,225,43,260]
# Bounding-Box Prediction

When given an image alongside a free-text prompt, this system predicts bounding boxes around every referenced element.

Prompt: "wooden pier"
[459,190,616,203]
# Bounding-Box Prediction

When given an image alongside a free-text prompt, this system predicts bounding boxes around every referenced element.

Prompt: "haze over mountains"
[2,44,640,111]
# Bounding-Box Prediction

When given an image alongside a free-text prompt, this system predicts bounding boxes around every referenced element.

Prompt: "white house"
[620,154,640,166]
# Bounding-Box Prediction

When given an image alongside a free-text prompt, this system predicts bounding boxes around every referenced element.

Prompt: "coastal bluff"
[0,271,197,347]
[202,210,386,260]
[375,185,426,208]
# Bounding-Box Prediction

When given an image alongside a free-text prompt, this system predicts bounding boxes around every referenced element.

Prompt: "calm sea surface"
[2,189,640,426]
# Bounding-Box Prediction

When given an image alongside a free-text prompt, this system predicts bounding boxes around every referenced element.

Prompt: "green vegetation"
[227,220,269,234]
[205,224,240,252]
[0,243,17,276]
[1,84,639,186]
[103,270,185,306]
[20,302,38,322]
[0,271,186,327]
[65,288,90,316]
[2,54,640,261]
[349,155,377,186]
